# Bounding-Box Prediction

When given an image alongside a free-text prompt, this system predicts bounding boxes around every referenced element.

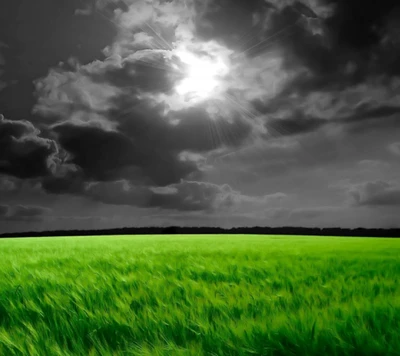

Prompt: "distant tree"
[163,226,179,234]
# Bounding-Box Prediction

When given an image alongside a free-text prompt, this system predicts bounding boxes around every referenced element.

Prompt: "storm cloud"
[0,0,399,231]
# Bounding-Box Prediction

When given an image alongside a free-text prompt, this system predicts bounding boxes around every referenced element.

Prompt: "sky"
[0,0,400,234]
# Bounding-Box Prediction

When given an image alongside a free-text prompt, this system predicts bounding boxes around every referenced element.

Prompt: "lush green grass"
[0,235,399,356]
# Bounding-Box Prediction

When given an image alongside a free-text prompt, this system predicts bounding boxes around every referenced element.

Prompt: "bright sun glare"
[174,49,228,101]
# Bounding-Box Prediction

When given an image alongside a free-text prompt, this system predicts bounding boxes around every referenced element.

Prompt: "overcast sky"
[0,0,399,234]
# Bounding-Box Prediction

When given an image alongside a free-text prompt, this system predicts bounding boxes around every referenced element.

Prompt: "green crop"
[0,235,399,355]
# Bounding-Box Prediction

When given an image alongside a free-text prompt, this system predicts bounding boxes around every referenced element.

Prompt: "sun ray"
[92,0,317,168]
[235,19,300,58]
[206,115,218,150]
[143,22,173,51]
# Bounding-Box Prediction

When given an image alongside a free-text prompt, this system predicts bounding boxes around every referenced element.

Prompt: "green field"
[0,235,399,356]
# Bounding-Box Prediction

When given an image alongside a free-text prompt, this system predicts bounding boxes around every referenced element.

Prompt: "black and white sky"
[0,0,400,233]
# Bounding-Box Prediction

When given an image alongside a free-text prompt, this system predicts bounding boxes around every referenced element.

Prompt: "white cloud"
[33,65,122,125]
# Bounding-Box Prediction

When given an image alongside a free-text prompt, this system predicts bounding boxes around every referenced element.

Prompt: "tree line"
[0,226,399,238]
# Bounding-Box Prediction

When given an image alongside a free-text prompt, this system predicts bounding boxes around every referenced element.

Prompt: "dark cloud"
[41,171,86,195]
[325,0,398,50]
[0,42,7,92]
[51,121,198,187]
[248,1,400,96]
[376,7,400,76]
[266,111,326,136]
[194,0,272,51]
[167,107,253,152]
[0,114,39,139]
[342,109,400,134]
[0,205,8,217]
[0,175,17,192]
[257,2,334,72]
[46,103,252,192]
[348,181,400,207]
[0,115,72,179]
[53,123,141,181]
[346,105,400,123]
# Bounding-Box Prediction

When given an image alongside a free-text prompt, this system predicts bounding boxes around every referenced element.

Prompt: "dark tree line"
[0,226,399,238]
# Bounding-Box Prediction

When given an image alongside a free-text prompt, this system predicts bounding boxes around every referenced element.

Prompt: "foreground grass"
[0,234,399,355]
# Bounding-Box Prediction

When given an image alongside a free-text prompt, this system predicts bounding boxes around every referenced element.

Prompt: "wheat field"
[0,235,399,355]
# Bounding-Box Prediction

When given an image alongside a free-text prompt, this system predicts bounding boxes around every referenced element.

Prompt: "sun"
[173,49,229,102]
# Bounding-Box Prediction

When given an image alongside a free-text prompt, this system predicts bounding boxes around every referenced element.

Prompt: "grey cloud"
[289,206,342,219]
[75,4,94,16]
[94,0,129,13]
[258,76,400,139]
[348,181,400,207]
[388,142,400,156]
[0,205,8,217]
[147,180,235,212]
[13,205,51,218]
[214,124,383,182]
[0,204,51,221]
[84,180,151,206]
[357,160,391,171]
[84,179,284,213]
[0,42,7,92]
[85,179,235,211]
[90,51,181,95]
[291,1,318,19]
[343,112,400,135]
